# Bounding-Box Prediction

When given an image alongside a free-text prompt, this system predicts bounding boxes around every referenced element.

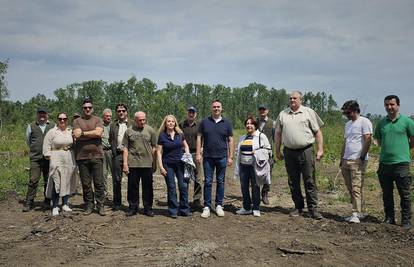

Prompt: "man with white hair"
[122,111,157,217]
[102,108,113,198]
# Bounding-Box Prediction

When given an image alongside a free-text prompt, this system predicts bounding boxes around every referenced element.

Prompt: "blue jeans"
[203,157,227,209]
[239,164,260,211]
[164,162,190,215]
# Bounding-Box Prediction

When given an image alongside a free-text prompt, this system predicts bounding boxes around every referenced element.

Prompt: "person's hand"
[316,149,324,161]
[160,167,167,177]
[276,151,284,161]
[196,153,202,165]
[227,157,233,167]
[122,163,129,174]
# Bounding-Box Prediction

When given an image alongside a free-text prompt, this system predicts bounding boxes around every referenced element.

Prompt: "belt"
[284,144,313,151]
[52,146,71,151]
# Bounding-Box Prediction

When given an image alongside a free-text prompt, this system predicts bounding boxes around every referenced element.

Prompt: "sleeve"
[96,117,104,128]
[42,129,54,157]
[157,133,163,145]
[122,129,129,149]
[25,124,31,146]
[406,117,414,137]
[274,113,282,132]
[73,118,80,130]
[308,109,324,133]
[197,120,204,134]
[362,118,373,135]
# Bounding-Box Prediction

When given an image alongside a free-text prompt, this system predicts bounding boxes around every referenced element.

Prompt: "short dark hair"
[82,98,93,105]
[115,103,128,111]
[211,99,222,104]
[341,100,360,113]
[244,115,258,129]
[56,112,68,119]
[384,95,400,105]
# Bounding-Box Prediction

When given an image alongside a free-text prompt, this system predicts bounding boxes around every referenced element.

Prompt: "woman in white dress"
[43,112,77,216]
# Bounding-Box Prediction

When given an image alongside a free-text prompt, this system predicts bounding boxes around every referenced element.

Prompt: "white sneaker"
[348,212,360,223]
[62,204,72,212]
[253,210,261,217]
[52,207,59,216]
[201,207,210,218]
[236,208,252,215]
[216,205,225,217]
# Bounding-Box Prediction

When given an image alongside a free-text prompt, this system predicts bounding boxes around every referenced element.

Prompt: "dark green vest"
[29,122,55,160]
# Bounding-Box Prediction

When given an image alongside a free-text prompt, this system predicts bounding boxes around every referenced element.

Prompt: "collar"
[289,105,304,114]
[117,119,128,125]
[36,120,50,126]
[209,116,223,122]
[258,116,268,122]
[386,113,401,122]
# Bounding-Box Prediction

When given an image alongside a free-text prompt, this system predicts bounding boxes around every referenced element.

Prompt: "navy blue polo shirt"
[198,117,233,158]
[157,131,185,164]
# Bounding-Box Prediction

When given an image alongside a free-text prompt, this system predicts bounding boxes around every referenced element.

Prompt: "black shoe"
[84,206,94,215]
[383,217,396,225]
[43,198,51,208]
[191,201,203,212]
[22,203,33,212]
[179,211,192,217]
[144,209,154,217]
[126,209,138,217]
[310,210,323,220]
[402,221,412,231]
[261,191,270,205]
[170,214,178,219]
[97,206,106,216]
[112,205,121,211]
[289,209,303,217]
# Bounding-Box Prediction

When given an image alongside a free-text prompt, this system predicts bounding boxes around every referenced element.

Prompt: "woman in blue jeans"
[157,115,191,218]
[234,116,271,217]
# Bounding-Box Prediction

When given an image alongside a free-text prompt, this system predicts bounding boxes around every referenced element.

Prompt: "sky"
[1,0,414,115]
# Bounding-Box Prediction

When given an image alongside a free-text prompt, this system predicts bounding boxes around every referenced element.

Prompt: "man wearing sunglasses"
[340,100,372,224]
[73,98,106,216]
[23,107,55,212]
[109,103,129,211]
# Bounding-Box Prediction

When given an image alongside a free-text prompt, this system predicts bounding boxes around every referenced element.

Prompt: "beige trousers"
[341,159,367,213]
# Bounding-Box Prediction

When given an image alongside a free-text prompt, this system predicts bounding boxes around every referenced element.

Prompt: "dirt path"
[1,169,414,266]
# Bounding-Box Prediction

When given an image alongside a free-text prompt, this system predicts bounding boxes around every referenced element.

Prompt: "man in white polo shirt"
[340,100,372,224]
[275,90,324,220]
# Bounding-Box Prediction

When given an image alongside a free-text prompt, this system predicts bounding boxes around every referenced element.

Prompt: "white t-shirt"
[343,116,373,160]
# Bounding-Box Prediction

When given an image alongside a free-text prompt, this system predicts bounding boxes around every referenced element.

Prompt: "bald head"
[134,111,146,128]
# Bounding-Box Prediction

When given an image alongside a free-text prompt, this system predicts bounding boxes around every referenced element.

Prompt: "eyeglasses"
[83,106,93,110]
[117,110,126,113]
[58,118,68,121]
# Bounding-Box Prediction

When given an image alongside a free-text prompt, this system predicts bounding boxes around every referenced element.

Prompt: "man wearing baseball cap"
[23,107,55,211]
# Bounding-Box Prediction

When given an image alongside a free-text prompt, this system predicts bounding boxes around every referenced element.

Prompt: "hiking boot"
[84,206,94,216]
[170,214,178,219]
[97,206,106,216]
[126,208,138,217]
[310,209,323,220]
[144,209,154,217]
[253,210,261,217]
[200,207,210,218]
[261,190,269,205]
[383,217,396,225]
[236,208,252,215]
[22,203,33,212]
[402,221,412,231]
[52,207,59,216]
[216,205,225,217]
[289,209,303,217]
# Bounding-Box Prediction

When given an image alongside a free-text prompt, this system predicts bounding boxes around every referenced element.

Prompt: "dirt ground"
[1,163,414,267]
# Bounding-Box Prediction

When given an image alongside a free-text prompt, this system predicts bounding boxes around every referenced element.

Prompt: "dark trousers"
[283,146,318,210]
[239,164,260,210]
[191,152,202,203]
[77,158,105,208]
[127,167,153,211]
[377,163,412,223]
[25,158,50,204]
[164,162,190,215]
[111,153,123,206]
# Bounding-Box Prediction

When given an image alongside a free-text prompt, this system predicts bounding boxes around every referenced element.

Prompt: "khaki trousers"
[341,159,367,213]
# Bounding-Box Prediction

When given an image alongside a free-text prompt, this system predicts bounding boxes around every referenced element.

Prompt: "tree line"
[1,60,344,129]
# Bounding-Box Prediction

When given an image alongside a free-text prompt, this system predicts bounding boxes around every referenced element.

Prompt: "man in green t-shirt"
[374,95,414,230]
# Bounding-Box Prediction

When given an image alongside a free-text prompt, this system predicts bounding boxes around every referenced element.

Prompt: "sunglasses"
[117,109,126,113]
[58,118,68,121]
[83,106,93,110]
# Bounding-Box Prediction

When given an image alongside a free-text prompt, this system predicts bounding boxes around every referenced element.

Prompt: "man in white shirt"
[340,100,372,223]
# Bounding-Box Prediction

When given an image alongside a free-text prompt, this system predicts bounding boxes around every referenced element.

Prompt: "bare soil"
[1,163,414,266]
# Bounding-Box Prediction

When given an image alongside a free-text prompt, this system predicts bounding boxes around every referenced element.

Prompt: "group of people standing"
[22,92,414,230]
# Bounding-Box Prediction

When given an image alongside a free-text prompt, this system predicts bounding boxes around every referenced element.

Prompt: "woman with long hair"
[43,112,77,216]
[157,115,191,218]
